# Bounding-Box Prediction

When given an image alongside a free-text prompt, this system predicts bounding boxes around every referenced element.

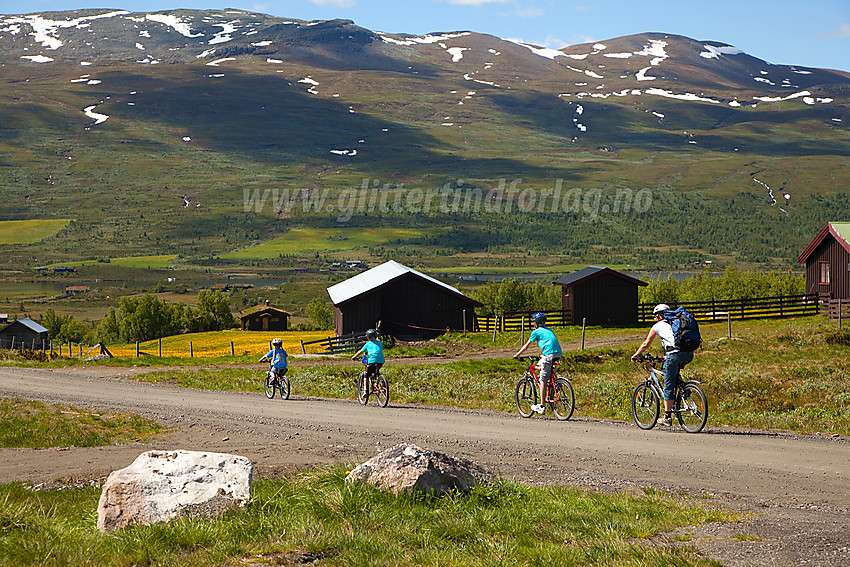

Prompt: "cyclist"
[514,312,562,414]
[352,328,384,383]
[259,337,288,383]
[631,303,694,427]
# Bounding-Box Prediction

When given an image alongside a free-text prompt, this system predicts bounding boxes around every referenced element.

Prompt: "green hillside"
[0,12,848,272]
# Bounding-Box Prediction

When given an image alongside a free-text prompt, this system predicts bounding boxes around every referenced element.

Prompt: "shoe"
[531,404,545,414]
[657,416,672,427]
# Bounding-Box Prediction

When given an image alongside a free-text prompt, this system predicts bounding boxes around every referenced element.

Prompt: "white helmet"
[652,304,670,315]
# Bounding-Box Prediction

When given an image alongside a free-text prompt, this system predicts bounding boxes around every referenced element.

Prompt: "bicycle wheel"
[514,374,537,418]
[375,374,389,407]
[550,378,575,421]
[677,383,708,433]
[279,374,291,400]
[631,382,659,429]
[264,373,276,399]
[357,372,369,405]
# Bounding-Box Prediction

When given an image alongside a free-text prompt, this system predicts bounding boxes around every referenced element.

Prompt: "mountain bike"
[263,364,290,400]
[631,353,707,433]
[357,361,389,407]
[514,356,574,420]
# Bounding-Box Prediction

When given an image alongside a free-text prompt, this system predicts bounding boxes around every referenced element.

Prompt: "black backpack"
[662,307,701,352]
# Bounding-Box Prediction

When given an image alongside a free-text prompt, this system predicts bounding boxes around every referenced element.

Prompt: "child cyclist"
[351,328,384,383]
[514,312,562,414]
[259,337,288,382]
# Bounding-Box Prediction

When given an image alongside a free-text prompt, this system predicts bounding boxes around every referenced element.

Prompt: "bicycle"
[513,356,574,420]
[631,353,707,433]
[356,361,389,407]
[263,363,290,400]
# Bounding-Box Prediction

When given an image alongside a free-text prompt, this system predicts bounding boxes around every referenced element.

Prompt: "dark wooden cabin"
[553,266,647,325]
[240,303,290,331]
[797,222,850,300]
[327,260,481,339]
[0,318,49,350]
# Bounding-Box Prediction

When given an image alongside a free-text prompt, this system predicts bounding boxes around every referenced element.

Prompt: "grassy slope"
[1,57,849,271]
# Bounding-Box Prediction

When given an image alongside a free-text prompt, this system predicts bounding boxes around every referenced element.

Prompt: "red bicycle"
[514,356,574,420]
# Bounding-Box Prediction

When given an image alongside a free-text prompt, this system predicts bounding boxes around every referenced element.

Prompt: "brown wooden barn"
[797,222,850,300]
[239,302,290,331]
[553,266,647,325]
[326,260,481,339]
[0,318,49,350]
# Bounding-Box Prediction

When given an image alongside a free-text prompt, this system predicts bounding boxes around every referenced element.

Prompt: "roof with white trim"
[326,260,472,305]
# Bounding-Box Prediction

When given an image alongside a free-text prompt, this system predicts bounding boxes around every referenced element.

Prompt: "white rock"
[97,450,252,531]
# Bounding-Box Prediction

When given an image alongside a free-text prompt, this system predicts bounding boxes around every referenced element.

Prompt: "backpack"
[662,307,701,352]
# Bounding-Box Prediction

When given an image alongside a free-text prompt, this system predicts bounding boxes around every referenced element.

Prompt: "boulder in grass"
[345,443,491,495]
[97,449,252,531]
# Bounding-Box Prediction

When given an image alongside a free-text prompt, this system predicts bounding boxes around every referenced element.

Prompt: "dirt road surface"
[1,364,848,566]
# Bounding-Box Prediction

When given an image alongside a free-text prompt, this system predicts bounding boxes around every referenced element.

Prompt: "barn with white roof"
[326,260,481,339]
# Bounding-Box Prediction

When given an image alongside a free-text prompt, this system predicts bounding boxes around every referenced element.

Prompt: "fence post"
[231,341,235,356]
[50,339,53,355]
[79,343,82,357]
[727,312,732,340]
[159,337,162,357]
[300,339,306,354]
[10,337,14,350]
[521,316,525,344]
[581,317,586,350]
[492,317,498,342]
[190,341,193,358]
[136,341,140,358]
[463,309,467,333]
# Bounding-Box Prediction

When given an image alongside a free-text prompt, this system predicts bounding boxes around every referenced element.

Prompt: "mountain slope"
[1,9,848,270]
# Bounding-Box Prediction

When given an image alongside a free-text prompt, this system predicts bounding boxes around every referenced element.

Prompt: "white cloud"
[310,0,356,7]
[828,22,850,38]
[442,0,508,4]
[515,5,544,18]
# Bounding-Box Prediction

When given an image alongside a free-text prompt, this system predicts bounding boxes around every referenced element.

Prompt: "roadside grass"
[0,398,162,448]
[0,219,72,245]
[0,466,734,567]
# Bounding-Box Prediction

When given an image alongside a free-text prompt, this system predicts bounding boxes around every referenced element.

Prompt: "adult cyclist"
[631,303,694,427]
[514,312,562,414]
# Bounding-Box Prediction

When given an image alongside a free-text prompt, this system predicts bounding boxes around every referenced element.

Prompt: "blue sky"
[4,0,850,71]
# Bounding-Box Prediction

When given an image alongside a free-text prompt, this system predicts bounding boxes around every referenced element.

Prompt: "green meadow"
[219,227,431,258]
[0,219,72,245]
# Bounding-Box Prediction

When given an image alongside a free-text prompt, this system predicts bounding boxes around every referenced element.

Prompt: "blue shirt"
[529,326,562,357]
[264,347,288,369]
[362,339,385,364]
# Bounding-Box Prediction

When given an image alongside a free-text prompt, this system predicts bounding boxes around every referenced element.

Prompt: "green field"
[46,255,179,269]
[219,227,431,258]
[0,219,72,245]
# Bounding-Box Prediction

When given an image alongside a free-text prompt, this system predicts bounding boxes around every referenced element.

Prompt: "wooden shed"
[240,303,290,331]
[797,222,850,300]
[0,318,49,350]
[326,260,481,339]
[553,266,647,325]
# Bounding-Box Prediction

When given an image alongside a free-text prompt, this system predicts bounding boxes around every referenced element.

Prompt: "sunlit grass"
[0,219,72,245]
[0,467,735,567]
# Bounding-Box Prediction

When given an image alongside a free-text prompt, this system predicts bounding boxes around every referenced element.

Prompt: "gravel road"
[0,364,847,566]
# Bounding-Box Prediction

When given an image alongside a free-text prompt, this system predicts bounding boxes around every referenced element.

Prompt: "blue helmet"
[531,312,547,323]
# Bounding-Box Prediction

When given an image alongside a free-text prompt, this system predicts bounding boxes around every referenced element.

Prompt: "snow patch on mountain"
[145,14,203,38]
[700,44,743,59]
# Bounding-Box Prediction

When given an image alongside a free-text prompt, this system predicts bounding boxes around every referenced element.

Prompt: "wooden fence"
[638,294,820,324]
[475,309,572,332]
[821,299,850,323]
[300,330,369,354]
